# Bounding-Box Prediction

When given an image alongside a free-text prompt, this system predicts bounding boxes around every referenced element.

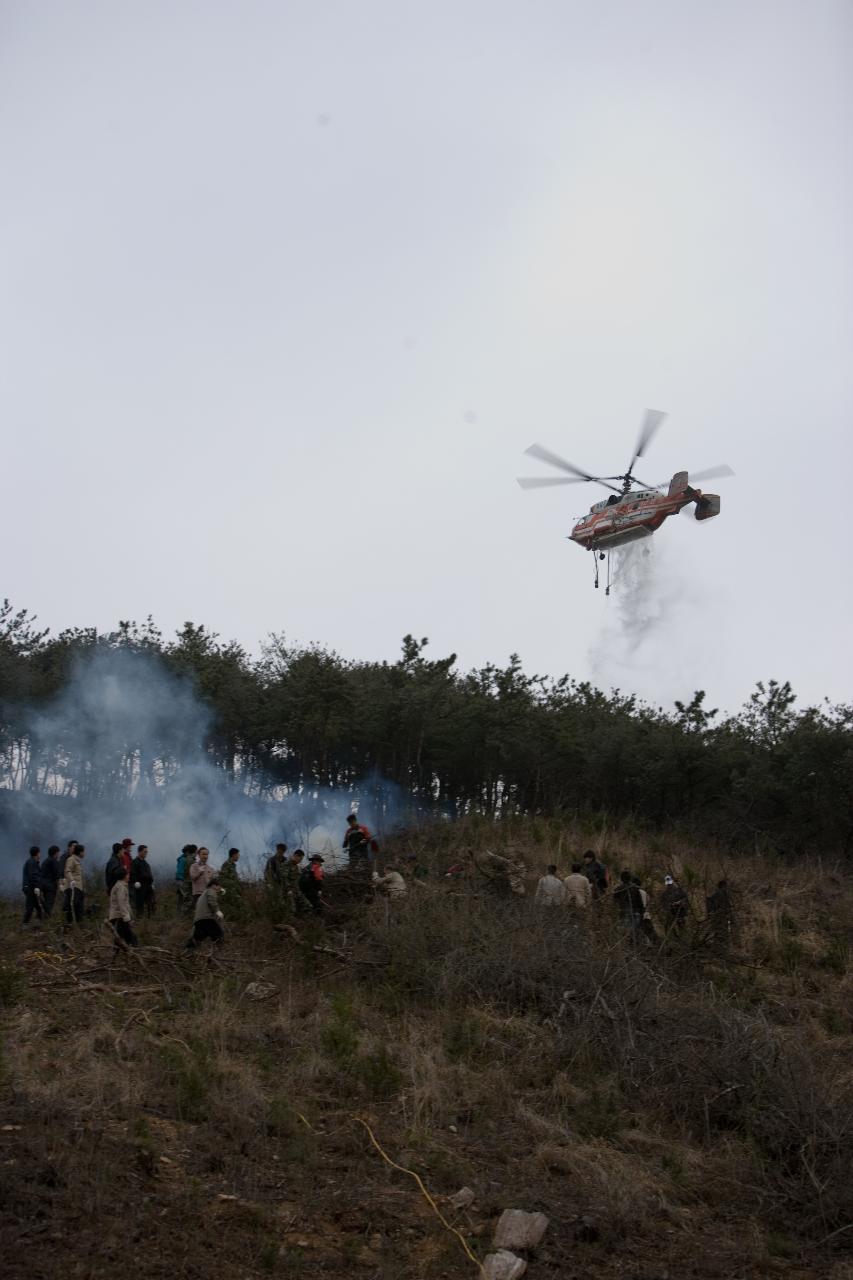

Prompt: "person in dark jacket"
[131,845,156,917]
[40,845,61,916]
[283,849,306,915]
[120,838,134,879]
[175,844,196,913]
[614,870,645,939]
[706,879,733,949]
[22,847,44,923]
[343,815,371,868]
[660,875,690,934]
[300,854,326,915]
[632,875,658,944]
[219,848,246,921]
[105,843,124,894]
[582,850,609,898]
[264,843,288,887]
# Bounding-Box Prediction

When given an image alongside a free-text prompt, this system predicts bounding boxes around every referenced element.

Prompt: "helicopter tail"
[668,471,689,495]
[693,492,720,520]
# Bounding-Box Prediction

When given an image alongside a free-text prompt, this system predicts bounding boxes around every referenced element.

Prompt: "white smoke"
[0,647,407,886]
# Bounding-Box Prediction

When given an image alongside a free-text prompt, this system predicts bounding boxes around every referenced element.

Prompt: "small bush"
[778,936,806,974]
[820,1006,848,1037]
[158,1041,213,1123]
[353,1046,402,1099]
[321,993,360,1064]
[0,963,25,1007]
[779,909,799,935]
[819,934,849,976]
[444,1014,487,1063]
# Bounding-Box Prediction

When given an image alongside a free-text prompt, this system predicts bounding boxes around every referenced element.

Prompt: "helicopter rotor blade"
[628,408,667,475]
[655,464,735,489]
[524,443,595,479]
[523,443,622,493]
[689,464,735,483]
[516,476,587,489]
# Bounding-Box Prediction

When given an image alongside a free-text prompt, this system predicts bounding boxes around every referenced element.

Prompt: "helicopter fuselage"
[569,474,720,551]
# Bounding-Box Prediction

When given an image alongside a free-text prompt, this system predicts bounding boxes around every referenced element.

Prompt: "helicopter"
[517,409,734,592]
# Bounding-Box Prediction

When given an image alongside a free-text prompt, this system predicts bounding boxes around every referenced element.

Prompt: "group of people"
[19,828,732,956]
[534,850,733,944]
[18,815,403,953]
[21,840,90,926]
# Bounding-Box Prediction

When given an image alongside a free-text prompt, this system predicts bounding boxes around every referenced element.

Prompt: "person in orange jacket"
[343,814,372,868]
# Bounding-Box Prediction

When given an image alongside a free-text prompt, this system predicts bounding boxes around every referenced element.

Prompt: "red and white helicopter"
[517,410,733,592]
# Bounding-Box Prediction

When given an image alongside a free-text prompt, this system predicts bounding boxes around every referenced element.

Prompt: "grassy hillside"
[2,818,852,1280]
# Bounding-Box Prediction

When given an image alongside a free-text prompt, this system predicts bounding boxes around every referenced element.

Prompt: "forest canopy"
[1,600,850,855]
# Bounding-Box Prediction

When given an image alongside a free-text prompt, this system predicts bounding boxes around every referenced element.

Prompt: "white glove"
[216,911,224,920]
[219,888,226,896]
[134,882,141,889]
[35,886,42,897]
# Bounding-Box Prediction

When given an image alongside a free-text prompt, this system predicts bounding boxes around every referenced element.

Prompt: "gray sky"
[2,0,851,714]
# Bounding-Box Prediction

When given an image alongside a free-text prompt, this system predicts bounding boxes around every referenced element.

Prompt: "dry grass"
[1,817,852,1278]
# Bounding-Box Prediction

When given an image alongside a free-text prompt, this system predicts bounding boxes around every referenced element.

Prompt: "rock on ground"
[483,1249,528,1280]
[492,1209,549,1251]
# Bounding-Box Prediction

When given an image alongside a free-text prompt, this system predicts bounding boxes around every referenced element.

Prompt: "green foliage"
[779,909,799,935]
[0,964,25,1007]
[778,936,806,975]
[444,1014,487,1063]
[158,1039,215,1123]
[1,600,852,854]
[321,993,360,1064]
[258,1240,279,1273]
[660,1151,686,1186]
[319,994,400,1098]
[265,1095,298,1137]
[766,1231,797,1260]
[820,1005,848,1037]
[819,934,849,976]
[351,1046,402,1099]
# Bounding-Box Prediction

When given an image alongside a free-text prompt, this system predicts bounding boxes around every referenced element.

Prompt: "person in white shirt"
[564,863,593,908]
[535,865,567,906]
[189,846,215,900]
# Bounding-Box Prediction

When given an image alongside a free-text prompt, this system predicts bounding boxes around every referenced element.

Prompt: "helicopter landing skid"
[592,549,612,595]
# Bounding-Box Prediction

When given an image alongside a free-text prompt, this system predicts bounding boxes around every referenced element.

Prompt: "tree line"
[1,600,851,855]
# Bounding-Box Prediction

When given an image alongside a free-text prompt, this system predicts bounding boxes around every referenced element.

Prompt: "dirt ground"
[2,840,852,1280]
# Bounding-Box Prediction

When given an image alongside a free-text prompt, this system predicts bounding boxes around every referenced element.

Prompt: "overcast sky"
[2,0,851,715]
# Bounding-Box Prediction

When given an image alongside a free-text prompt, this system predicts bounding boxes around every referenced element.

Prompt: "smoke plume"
[0,647,407,887]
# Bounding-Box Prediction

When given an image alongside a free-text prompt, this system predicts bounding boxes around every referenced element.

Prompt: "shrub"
[0,963,24,1007]
[321,993,360,1064]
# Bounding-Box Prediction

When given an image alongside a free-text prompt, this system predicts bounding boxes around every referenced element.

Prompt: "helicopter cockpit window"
[606,494,619,506]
